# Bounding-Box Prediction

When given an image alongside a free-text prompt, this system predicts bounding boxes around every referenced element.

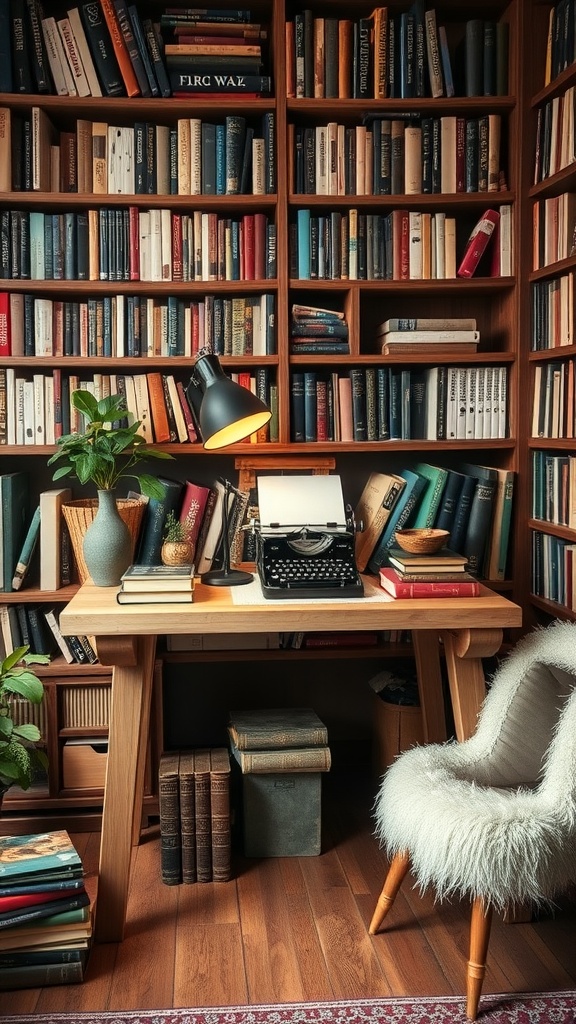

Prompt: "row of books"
[0,830,91,989]
[531,358,576,440]
[1,0,171,98]
[533,85,576,186]
[291,206,510,282]
[531,272,575,351]
[165,628,413,651]
[531,530,576,613]
[532,451,576,529]
[0,291,277,358]
[159,748,231,886]
[544,0,576,86]
[355,462,515,583]
[0,603,97,665]
[290,365,509,444]
[0,366,278,448]
[286,9,508,101]
[292,113,503,197]
[532,192,576,270]
[1,108,275,197]
[1,208,277,284]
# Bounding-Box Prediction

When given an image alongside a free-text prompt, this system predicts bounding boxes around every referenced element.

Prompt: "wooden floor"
[3,770,576,1016]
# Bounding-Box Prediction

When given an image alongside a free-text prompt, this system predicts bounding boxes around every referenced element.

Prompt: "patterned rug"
[3,993,576,1024]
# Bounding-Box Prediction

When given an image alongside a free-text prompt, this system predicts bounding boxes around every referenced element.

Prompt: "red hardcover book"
[457,208,500,278]
[129,206,140,281]
[98,0,140,97]
[0,292,10,356]
[172,214,183,282]
[178,479,211,554]
[379,567,481,598]
[242,213,255,280]
[0,886,85,913]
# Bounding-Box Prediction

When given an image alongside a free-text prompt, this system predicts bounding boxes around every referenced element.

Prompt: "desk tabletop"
[60,575,522,637]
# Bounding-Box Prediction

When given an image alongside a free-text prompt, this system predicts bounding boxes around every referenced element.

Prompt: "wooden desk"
[60,576,521,943]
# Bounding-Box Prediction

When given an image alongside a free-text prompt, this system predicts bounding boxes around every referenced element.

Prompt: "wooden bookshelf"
[0,0,557,827]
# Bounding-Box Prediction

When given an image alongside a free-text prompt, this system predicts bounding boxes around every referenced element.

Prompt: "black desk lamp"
[186,353,271,587]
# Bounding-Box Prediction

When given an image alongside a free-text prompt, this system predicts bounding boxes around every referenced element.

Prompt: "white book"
[498,366,508,438]
[148,209,163,281]
[455,366,467,440]
[160,208,172,281]
[67,7,102,97]
[434,212,446,278]
[490,366,501,438]
[483,366,494,438]
[115,293,125,357]
[315,125,328,194]
[34,298,53,356]
[138,211,151,282]
[475,366,486,440]
[16,378,26,445]
[408,211,422,279]
[177,118,191,194]
[44,375,55,446]
[107,126,123,193]
[465,366,477,440]
[404,125,422,194]
[444,216,457,278]
[252,136,265,195]
[195,479,226,575]
[424,366,439,440]
[57,17,90,97]
[39,488,72,591]
[44,608,75,664]
[327,121,338,195]
[29,211,45,279]
[6,369,15,446]
[121,126,134,194]
[132,374,153,444]
[499,204,512,277]
[190,118,202,195]
[40,16,72,96]
[445,366,458,439]
[355,125,366,194]
[165,374,188,442]
[440,116,457,193]
[123,375,138,427]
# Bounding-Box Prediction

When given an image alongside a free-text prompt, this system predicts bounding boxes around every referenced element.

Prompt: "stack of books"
[159,8,272,97]
[0,830,92,989]
[159,748,231,885]
[379,546,481,599]
[377,317,480,355]
[116,564,195,604]
[289,304,349,355]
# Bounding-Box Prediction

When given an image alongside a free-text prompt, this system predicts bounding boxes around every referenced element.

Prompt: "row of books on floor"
[0,830,92,990]
[2,107,275,197]
[2,0,269,99]
[291,206,510,281]
[290,365,508,444]
[1,207,277,284]
[0,366,278,447]
[531,357,576,440]
[532,451,576,529]
[0,291,277,358]
[530,272,575,351]
[286,10,508,101]
[159,747,231,885]
[354,461,514,583]
[292,113,503,197]
[531,530,576,613]
[164,629,413,651]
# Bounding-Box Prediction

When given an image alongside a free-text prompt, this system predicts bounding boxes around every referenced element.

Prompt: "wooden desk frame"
[60,578,522,943]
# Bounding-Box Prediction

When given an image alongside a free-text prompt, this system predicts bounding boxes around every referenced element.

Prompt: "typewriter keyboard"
[260,556,364,598]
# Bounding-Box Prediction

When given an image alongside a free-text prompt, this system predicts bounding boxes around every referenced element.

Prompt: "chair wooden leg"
[466,897,493,1021]
[369,851,410,934]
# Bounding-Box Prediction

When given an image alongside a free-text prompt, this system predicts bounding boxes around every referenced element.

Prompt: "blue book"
[135,478,183,566]
[215,123,226,195]
[128,4,159,97]
[449,471,477,558]
[410,464,448,529]
[367,469,428,574]
[297,209,311,279]
[0,831,82,882]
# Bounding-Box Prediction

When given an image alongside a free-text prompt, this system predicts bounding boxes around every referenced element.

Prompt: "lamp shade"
[187,354,271,450]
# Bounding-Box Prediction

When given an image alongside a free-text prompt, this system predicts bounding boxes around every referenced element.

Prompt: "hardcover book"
[379,567,480,598]
[178,749,196,883]
[158,751,181,886]
[120,564,194,590]
[228,708,328,751]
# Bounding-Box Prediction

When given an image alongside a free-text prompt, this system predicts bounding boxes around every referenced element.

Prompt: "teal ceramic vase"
[82,490,132,587]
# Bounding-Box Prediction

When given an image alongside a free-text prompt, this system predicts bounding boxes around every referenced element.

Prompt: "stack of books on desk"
[379,547,481,599]
[0,830,92,990]
[116,564,195,604]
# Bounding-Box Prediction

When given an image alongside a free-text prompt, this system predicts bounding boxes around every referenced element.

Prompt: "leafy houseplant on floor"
[0,647,49,806]
[48,390,174,586]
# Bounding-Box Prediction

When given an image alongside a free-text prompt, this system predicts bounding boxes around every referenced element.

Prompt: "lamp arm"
[219,479,232,575]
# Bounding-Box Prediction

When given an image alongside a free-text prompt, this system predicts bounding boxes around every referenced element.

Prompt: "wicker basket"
[62,498,146,584]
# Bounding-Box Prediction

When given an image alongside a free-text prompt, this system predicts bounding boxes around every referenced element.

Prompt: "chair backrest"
[452,622,576,792]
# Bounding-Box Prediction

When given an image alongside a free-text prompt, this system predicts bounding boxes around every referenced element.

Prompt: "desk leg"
[412,631,447,743]
[442,628,502,741]
[95,634,156,943]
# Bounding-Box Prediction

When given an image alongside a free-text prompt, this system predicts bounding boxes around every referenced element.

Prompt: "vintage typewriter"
[254,475,364,600]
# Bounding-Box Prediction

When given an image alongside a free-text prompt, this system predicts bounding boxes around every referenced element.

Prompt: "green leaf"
[137,476,169,499]
[0,718,12,739]
[72,389,99,419]
[2,647,30,672]
[13,724,41,742]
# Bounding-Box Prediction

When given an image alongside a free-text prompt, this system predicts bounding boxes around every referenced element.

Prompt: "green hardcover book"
[0,958,85,989]
[0,473,30,593]
[410,464,449,529]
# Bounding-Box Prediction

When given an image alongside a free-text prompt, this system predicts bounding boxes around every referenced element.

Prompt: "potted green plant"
[48,390,174,586]
[0,647,49,802]
[161,510,194,566]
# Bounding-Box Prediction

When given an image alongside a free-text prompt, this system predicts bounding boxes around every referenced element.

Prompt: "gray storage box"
[228,708,330,858]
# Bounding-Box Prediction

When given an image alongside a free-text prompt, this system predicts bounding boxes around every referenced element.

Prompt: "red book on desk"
[379,567,481,598]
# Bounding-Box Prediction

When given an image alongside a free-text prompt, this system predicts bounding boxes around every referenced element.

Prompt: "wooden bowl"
[394,528,450,555]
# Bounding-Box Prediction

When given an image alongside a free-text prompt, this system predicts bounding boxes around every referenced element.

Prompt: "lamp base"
[201,567,253,587]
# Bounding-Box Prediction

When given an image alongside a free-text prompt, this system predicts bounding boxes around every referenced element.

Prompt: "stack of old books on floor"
[0,830,92,990]
[116,564,195,604]
[379,544,481,599]
[158,748,231,886]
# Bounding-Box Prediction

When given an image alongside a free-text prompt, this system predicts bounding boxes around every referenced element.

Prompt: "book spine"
[158,752,181,885]
[98,0,138,96]
[194,751,212,883]
[210,750,231,882]
[178,752,196,883]
[380,571,480,598]
[235,746,331,773]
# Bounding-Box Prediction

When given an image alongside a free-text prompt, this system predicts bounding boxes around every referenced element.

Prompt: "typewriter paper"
[257,475,347,533]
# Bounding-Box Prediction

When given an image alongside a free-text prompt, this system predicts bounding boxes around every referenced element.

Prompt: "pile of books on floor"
[116,564,195,604]
[159,748,231,885]
[377,317,480,355]
[0,830,92,990]
[379,546,481,599]
[289,304,350,355]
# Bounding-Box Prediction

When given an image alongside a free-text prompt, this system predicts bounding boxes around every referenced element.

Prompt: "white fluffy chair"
[369,620,576,1020]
